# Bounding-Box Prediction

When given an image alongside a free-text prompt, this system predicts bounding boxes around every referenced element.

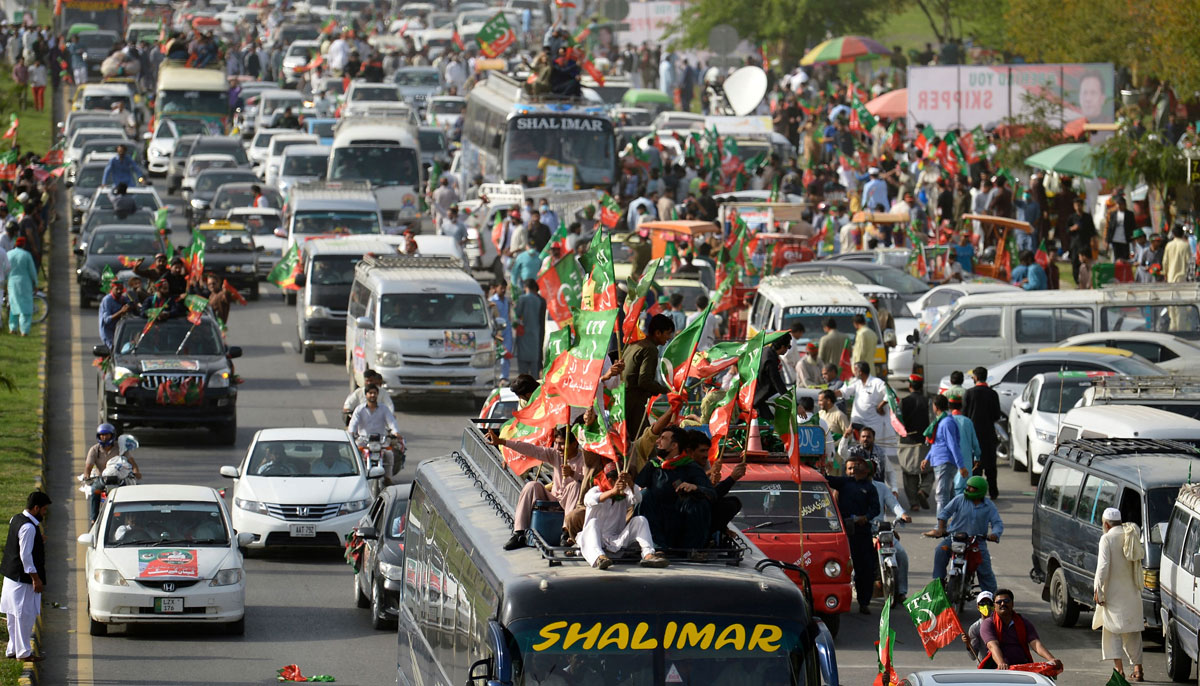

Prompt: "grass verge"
[0,70,53,155]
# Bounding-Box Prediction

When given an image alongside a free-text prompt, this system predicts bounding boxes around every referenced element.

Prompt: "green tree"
[989,92,1069,176]
[1092,124,1189,226]
[908,0,1004,44]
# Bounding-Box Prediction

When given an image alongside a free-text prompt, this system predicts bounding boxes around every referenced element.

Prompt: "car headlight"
[378,560,403,581]
[823,560,842,579]
[951,541,966,553]
[73,194,90,208]
[234,497,268,514]
[376,350,400,367]
[210,568,243,587]
[209,370,231,388]
[471,348,493,368]
[306,305,332,319]
[1034,428,1056,442]
[190,198,208,209]
[340,499,368,515]
[81,51,90,60]
[80,266,100,280]
[93,568,127,586]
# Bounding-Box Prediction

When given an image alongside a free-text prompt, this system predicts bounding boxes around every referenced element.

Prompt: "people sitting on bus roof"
[695,431,745,541]
[486,426,604,550]
[634,423,716,556]
[579,462,669,570]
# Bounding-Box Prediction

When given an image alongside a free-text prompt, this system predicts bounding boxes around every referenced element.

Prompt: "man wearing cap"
[795,341,823,388]
[899,374,933,510]
[964,591,995,659]
[1094,507,1145,681]
[1130,229,1152,281]
[862,167,889,218]
[925,474,1002,594]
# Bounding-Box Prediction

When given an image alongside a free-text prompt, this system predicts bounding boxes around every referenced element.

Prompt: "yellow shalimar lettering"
[596,623,630,650]
[747,624,783,652]
[662,621,678,649]
[562,622,603,651]
[713,624,747,651]
[630,622,658,649]
[533,621,567,651]
[675,623,716,650]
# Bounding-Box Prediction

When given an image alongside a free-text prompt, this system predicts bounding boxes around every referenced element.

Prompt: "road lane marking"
[312,409,328,425]
[296,372,310,387]
[70,277,95,686]
[269,312,281,325]
[282,341,295,353]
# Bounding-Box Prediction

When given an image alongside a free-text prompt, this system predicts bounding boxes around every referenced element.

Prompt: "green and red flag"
[540,219,570,262]
[268,242,302,291]
[914,125,936,156]
[182,229,205,282]
[1034,239,1050,270]
[478,387,503,419]
[141,305,165,336]
[543,308,617,407]
[542,325,573,375]
[319,17,337,34]
[885,385,907,437]
[1106,669,1131,686]
[958,127,981,165]
[604,384,627,458]
[536,253,583,325]
[707,331,766,461]
[41,139,65,166]
[838,337,853,381]
[500,384,570,474]
[581,54,604,86]
[875,596,899,686]
[154,207,170,232]
[580,230,618,312]
[903,579,965,658]
[2,114,18,142]
[117,373,141,396]
[184,293,209,325]
[100,265,116,292]
[848,93,876,134]
[598,192,621,229]
[663,239,683,274]
[0,150,19,181]
[475,12,516,58]
[222,279,247,306]
[118,255,140,268]
[621,257,663,344]
[574,392,621,461]
[659,301,713,391]
[773,386,801,465]
[451,29,465,52]
[937,132,961,177]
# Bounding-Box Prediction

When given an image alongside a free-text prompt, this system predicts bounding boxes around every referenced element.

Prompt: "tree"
[989,93,1069,176]
[1092,125,1189,226]
[908,0,1003,45]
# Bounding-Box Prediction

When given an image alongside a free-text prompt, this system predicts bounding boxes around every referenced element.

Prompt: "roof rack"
[358,254,464,270]
[1054,438,1199,467]
[289,180,374,196]
[1089,375,1200,400]
[453,425,746,566]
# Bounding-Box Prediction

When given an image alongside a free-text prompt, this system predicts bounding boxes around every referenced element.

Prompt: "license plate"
[432,380,451,386]
[155,597,183,613]
[289,524,316,537]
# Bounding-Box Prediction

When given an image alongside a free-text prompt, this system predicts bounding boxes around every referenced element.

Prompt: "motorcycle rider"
[925,475,1003,594]
[341,369,393,425]
[347,384,402,485]
[871,474,912,603]
[79,425,141,523]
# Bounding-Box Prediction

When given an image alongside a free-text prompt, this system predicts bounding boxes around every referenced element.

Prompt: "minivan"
[295,236,399,363]
[1158,482,1200,680]
[1031,438,1196,631]
[1056,405,1200,448]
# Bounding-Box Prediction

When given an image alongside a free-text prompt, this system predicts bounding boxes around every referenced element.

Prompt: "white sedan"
[78,484,248,636]
[220,427,382,549]
[1056,331,1200,374]
[1008,371,1115,481]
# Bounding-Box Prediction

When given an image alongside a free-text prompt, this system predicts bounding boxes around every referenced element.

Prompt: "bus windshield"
[329,146,420,187]
[159,90,229,117]
[504,115,614,188]
[507,615,811,685]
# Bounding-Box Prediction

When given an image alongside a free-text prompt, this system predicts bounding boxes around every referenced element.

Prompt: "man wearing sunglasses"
[979,589,1063,672]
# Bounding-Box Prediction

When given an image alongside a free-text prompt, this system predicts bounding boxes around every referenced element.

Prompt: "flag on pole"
[875,596,899,686]
[621,257,663,344]
[914,125,936,156]
[848,93,876,134]
[184,293,209,325]
[773,387,801,466]
[1034,239,1050,270]
[598,192,621,229]
[707,332,766,461]
[475,12,517,57]
[2,114,18,142]
[885,385,907,437]
[543,308,617,407]
[658,301,713,391]
[536,254,583,325]
[268,243,301,290]
[838,338,853,381]
[499,385,570,474]
[580,231,618,311]
[451,29,465,51]
[543,326,573,375]
[903,579,966,658]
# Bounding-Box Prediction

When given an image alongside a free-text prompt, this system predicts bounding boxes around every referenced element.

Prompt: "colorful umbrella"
[865,88,907,119]
[1024,143,1104,178]
[800,36,892,66]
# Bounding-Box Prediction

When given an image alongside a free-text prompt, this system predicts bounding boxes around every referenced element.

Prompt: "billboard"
[907,63,1114,134]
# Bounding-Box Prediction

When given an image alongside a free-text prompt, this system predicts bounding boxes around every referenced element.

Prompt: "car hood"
[83,251,159,275]
[238,474,367,505]
[110,353,230,375]
[101,545,236,581]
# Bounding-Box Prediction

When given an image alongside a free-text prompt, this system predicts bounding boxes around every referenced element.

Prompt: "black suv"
[93,313,241,444]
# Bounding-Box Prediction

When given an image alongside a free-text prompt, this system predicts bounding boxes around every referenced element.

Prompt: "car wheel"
[79,289,90,308]
[89,602,107,636]
[1029,443,1040,487]
[1009,436,1025,472]
[284,292,296,306]
[816,612,839,638]
[303,345,315,363]
[371,579,394,630]
[213,417,237,446]
[355,573,370,609]
[1166,617,1193,682]
[225,616,245,636]
[1048,567,1080,627]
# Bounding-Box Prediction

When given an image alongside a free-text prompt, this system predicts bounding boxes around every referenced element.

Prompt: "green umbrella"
[1025,143,1104,178]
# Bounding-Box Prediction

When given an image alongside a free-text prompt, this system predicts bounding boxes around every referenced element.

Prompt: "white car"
[1055,331,1200,374]
[225,207,285,278]
[78,484,248,636]
[425,95,465,133]
[276,144,331,198]
[145,118,213,176]
[220,428,382,549]
[181,153,239,194]
[263,133,320,188]
[247,128,290,170]
[1008,370,1116,477]
[344,80,402,104]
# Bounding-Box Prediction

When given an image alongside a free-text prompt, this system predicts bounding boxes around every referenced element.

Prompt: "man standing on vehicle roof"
[825,454,881,614]
[963,366,1002,500]
[101,144,145,188]
[634,423,716,553]
[621,314,675,436]
[925,475,1002,594]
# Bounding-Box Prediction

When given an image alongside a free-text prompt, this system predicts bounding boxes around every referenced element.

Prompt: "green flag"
[544,308,618,407]
[659,301,713,391]
[1105,669,1131,686]
[268,243,301,290]
[621,257,664,344]
[154,207,169,231]
[536,253,583,325]
[100,265,116,292]
[707,331,767,460]
[580,230,617,312]
[475,12,516,57]
[877,596,897,685]
[543,326,573,375]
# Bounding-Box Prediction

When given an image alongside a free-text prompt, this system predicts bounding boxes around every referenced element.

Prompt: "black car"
[93,313,241,444]
[70,161,109,228]
[195,221,260,298]
[77,209,156,255]
[352,485,408,629]
[75,225,166,306]
[76,30,119,75]
[187,169,259,226]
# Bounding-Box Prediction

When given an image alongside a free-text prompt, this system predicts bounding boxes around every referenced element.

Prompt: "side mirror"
[1153,522,1168,545]
[236,532,255,548]
[77,533,94,546]
[273,227,287,238]
[142,131,152,141]
[883,330,897,347]
[219,465,239,478]
[93,344,111,357]
[74,246,86,256]
[467,657,494,686]
[294,272,306,287]
[357,526,378,539]
[367,465,385,479]
[356,316,375,330]
[227,346,243,359]
[1015,400,1032,413]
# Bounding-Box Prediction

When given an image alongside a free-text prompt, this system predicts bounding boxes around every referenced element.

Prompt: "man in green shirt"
[621,313,675,439]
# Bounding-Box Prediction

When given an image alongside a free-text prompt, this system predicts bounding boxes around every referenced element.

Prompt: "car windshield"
[104,500,230,547]
[236,213,281,235]
[83,94,131,111]
[309,121,336,137]
[159,90,228,117]
[165,118,213,136]
[505,115,615,187]
[85,210,154,232]
[379,293,488,329]
[262,96,303,115]
[281,155,328,176]
[352,86,399,102]
[71,130,115,148]
[730,481,842,534]
[193,142,249,165]
[189,158,236,175]
[271,138,314,156]
[78,33,117,49]
[76,166,106,188]
[1107,356,1167,376]
[252,133,278,149]
[1148,487,1181,527]
[431,100,464,115]
[309,255,359,285]
[196,172,256,193]
[89,230,160,255]
[116,317,225,355]
[1037,377,1097,413]
[214,187,280,211]
[201,229,253,252]
[328,146,420,187]
[294,211,380,236]
[386,499,406,539]
[864,267,929,295]
[418,130,446,153]
[780,305,878,343]
[247,440,360,477]
[394,70,439,86]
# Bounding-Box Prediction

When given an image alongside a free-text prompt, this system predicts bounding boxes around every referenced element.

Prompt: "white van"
[295,237,400,363]
[1056,405,1200,446]
[1159,483,1200,680]
[746,274,888,377]
[255,90,306,131]
[912,283,1200,384]
[263,133,319,188]
[284,181,385,248]
[328,122,423,233]
[345,254,495,401]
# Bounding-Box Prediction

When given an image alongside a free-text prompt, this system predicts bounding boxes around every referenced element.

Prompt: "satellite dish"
[723,66,768,116]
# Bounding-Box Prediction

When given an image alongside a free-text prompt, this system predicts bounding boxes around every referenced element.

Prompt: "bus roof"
[471,71,611,120]
[331,124,418,148]
[157,66,229,92]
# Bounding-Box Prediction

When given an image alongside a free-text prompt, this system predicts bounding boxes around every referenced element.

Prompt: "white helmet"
[117,434,139,456]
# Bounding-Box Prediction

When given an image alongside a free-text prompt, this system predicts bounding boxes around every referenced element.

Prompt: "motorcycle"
[874,517,904,601]
[944,532,985,613]
[356,433,405,496]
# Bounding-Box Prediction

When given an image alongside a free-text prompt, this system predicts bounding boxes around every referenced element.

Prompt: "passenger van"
[295,236,399,363]
[154,66,230,132]
[345,254,495,401]
[328,121,423,232]
[1159,483,1200,680]
[747,274,887,377]
[1031,438,1195,631]
[912,283,1200,384]
[395,426,838,686]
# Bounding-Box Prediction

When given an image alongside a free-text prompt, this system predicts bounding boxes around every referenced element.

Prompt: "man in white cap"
[963,591,994,660]
[1094,507,1144,681]
[862,167,889,215]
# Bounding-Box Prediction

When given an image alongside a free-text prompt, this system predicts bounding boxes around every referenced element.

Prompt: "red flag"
[598,192,620,229]
[536,254,582,325]
[223,279,248,306]
[838,338,853,381]
[2,114,18,141]
[554,0,576,6]
[543,310,617,407]
[1034,239,1050,270]
[581,56,604,86]
[500,387,569,474]
[452,29,465,52]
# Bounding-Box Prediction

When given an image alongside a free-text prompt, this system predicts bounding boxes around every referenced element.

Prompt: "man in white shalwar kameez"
[1,491,51,661]
[1093,507,1144,681]
[578,465,669,570]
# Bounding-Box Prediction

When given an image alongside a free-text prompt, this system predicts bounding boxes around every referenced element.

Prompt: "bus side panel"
[397,604,445,686]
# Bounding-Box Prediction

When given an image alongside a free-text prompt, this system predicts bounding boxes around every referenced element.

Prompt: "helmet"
[117,434,139,456]
[965,476,988,500]
[96,423,117,447]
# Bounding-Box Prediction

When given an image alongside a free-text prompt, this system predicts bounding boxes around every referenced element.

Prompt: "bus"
[462,72,617,190]
[56,0,126,35]
[154,66,231,133]
[394,427,839,686]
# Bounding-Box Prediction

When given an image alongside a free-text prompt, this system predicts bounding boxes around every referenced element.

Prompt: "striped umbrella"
[800,36,892,66]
